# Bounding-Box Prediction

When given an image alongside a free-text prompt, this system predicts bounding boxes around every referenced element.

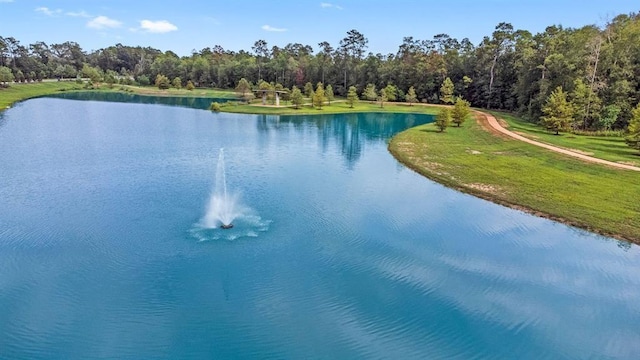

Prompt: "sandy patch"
[465,183,500,194]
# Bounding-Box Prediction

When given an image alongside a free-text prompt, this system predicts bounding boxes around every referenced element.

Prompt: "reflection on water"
[0,98,638,359]
[48,91,236,110]
[257,112,429,167]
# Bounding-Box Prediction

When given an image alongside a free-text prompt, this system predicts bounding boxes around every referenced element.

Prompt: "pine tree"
[304,82,314,97]
[452,98,471,127]
[313,82,326,109]
[235,78,252,99]
[155,74,170,90]
[377,88,388,108]
[384,84,397,102]
[541,87,573,135]
[363,83,377,101]
[405,86,418,106]
[325,84,334,105]
[440,77,455,104]
[347,86,359,108]
[290,86,304,109]
[172,77,182,89]
[435,108,451,132]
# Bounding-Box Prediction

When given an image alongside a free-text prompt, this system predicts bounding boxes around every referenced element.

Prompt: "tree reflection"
[255,112,432,167]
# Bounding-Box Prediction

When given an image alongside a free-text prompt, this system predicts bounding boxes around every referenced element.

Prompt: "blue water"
[48,91,236,110]
[0,98,639,359]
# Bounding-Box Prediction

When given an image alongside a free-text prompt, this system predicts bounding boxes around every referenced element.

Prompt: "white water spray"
[203,149,242,228]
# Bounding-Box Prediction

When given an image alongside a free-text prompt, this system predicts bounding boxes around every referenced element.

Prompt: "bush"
[209,102,222,112]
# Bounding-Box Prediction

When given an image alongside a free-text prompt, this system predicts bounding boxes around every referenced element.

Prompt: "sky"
[1,0,639,56]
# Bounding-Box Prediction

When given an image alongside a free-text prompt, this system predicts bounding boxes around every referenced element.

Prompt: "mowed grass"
[120,85,238,98]
[490,110,640,166]
[223,100,440,115]
[389,114,640,243]
[0,81,82,109]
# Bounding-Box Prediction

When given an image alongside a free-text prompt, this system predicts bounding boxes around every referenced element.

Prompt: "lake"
[1,97,639,359]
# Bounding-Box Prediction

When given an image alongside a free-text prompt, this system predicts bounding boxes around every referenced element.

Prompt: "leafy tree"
[235,78,252,99]
[290,86,304,109]
[440,77,455,104]
[104,70,117,88]
[346,85,359,108]
[541,87,573,135]
[405,86,418,106]
[172,77,182,89]
[452,98,471,127]
[81,64,103,83]
[570,78,601,130]
[377,88,388,108]
[599,105,620,131]
[325,84,334,105]
[155,74,170,90]
[0,65,14,85]
[186,80,195,91]
[435,108,451,132]
[137,75,150,86]
[363,83,377,101]
[313,82,326,109]
[625,103,640,152]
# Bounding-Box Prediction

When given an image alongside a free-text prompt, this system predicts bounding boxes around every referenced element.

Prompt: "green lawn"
[0,82,240,111]
[0,81,82,109]
[490,110,640,166]
[222,100,440,115]
[120,85,238,98]
[389,117,640,243]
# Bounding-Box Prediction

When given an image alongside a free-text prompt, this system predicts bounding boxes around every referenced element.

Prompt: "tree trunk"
[488,53,498,109]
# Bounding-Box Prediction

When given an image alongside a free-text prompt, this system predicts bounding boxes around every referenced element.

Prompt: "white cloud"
[139,20,178,33]
[320,2,343,10]
[35,7,62,16]
[261,25,287,32]
[87,15,122,30]
[66,10,91,18]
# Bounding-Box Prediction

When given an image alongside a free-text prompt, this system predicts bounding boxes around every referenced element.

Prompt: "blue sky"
[1,0,638,56]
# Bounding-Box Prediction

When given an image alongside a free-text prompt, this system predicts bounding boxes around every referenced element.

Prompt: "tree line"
[2,11,640,141]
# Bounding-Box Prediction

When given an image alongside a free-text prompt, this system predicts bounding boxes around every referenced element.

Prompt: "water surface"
[0,98,639,359]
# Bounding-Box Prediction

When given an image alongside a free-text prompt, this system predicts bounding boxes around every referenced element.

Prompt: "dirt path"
[476,110,640,172]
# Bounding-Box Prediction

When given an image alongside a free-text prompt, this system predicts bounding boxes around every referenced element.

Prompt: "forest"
[2,11,640,135]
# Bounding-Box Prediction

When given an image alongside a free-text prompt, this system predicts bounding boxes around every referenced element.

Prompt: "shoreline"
[388,112,639,244]
[2,85,637,243]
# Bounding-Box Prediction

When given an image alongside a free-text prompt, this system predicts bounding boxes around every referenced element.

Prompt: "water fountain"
[203,148,240,229]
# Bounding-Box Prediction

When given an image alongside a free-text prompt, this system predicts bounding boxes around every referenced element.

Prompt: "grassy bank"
[0,82,238,111]
[490,110,639,166]
[389,113,640,243]
[222,100,440,115]
[0,81,82,109]
[119,85,238,98]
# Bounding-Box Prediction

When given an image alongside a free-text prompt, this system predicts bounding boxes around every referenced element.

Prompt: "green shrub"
[209,102,222,112]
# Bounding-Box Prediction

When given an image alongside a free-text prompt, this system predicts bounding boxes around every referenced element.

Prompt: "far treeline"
[1,12,640,145]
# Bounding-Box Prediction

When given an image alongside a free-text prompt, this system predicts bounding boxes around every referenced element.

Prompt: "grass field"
[120,85,238,98]
[0,81,82,109]
[222,100,440,115]
[389,114,640,243]
[0,82,239,111]
[490,110,640,166]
